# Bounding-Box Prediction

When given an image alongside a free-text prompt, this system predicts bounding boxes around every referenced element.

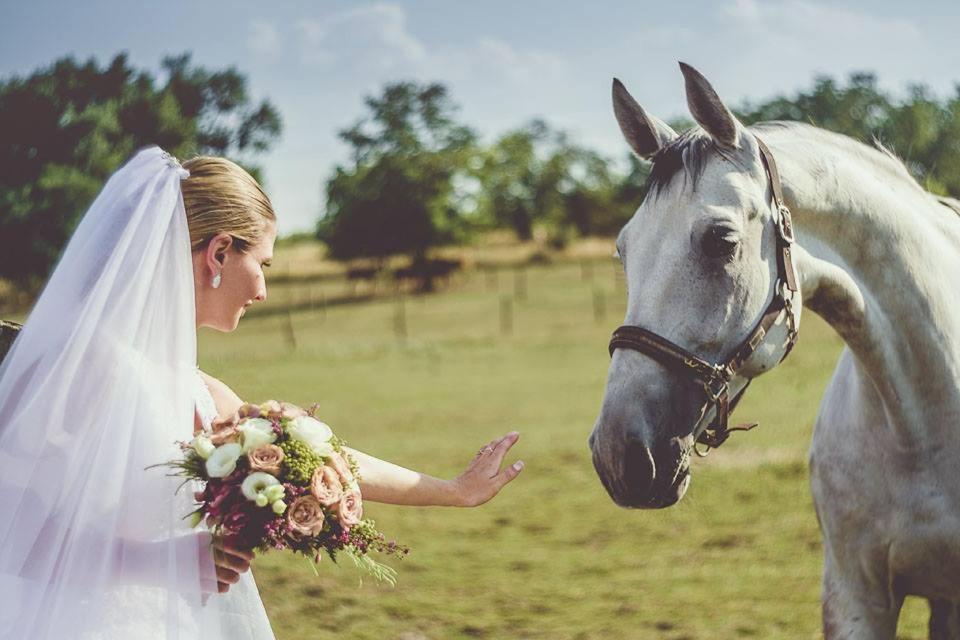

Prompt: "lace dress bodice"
[192,369,219,431]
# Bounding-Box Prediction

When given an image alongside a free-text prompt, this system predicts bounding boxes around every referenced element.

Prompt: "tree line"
[3,54,959,286]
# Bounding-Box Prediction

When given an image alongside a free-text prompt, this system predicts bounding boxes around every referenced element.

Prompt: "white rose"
[192,434,216,459]
[205,443,242,478]
[238,417,277,453]
[287,416,334,455]
[241,471,280,506]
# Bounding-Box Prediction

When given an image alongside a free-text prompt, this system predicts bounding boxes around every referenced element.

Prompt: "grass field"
[197,253,930,639]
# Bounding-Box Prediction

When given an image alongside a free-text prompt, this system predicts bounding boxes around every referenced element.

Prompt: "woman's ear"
[204,233,234,276]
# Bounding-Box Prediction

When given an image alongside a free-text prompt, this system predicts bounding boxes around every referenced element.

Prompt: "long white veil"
[0,147,224,638]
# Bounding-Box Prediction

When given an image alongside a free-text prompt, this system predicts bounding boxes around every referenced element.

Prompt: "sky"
[2,0,959,234]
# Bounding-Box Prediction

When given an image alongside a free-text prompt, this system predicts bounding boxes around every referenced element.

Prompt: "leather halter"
[608,137,800,455]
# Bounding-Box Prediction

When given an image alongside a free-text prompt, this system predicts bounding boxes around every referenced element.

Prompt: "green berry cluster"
[280,439,323,484]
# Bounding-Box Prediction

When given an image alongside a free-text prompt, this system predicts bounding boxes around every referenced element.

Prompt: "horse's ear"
[612,78,677,160]
[679,62,741,149]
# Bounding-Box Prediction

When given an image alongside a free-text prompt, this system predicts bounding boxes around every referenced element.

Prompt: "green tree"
[318,82,476,270]
[477,120,628,241]
[0,53,281,286]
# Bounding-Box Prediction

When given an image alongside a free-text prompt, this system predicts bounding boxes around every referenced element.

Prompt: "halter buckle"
[777,206,796,244]
[703,371,730,402]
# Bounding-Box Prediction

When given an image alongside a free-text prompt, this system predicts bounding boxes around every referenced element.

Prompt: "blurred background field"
[197,240,927,640]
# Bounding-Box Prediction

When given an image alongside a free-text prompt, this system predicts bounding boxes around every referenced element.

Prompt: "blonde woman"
[0,147,522,639]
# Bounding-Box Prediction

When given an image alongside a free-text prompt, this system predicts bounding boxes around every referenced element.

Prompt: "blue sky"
[3,0,959,234]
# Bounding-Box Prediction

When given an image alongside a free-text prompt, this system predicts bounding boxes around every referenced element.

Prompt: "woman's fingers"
[212,538,253,573]
[487,431,520,473]
[496,459,524,488]
[215,538,255,561]
[216,565,240,586]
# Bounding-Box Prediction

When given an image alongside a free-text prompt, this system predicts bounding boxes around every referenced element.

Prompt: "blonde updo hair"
[180,156,276,252]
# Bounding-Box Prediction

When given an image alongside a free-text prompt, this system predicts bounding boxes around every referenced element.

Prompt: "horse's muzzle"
[589,428,691,509]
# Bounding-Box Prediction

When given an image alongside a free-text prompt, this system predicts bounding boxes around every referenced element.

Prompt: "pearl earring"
[212,273,222,289]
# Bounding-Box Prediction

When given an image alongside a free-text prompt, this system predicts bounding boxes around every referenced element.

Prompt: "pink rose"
[335,489,363,529]
[209,413,240,446]
[247,444,285,475]
[287,495,326,537]
[310,465,343,507]
[327,451,355,485]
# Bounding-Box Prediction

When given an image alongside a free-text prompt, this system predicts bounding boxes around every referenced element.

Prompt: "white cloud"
[297,3,425,70]
[471,38,566,85]
[249,20,280,57]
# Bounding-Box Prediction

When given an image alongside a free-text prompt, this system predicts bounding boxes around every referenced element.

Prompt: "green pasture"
[198,257,929,639]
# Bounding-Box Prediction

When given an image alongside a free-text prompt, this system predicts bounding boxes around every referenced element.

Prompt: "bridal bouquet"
[166,400,407,583]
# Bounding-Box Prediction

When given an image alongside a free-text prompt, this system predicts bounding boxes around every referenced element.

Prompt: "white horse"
[588,63,960,638]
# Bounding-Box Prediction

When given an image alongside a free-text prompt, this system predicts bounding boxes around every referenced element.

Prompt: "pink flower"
[335,489,363,529]
[287,495,325,537]
[247,444,285,475]
[309,465,343,507]
[327,451,355,485]
[209,413,240,446]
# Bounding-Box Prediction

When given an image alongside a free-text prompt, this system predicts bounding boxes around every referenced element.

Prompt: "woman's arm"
[346,431,523,507]
[197,372,524,508]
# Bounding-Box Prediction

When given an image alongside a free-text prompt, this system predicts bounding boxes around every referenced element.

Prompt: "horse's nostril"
[623,438,657,495]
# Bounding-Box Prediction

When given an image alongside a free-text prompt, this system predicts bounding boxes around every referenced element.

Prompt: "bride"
[0,147,523,639]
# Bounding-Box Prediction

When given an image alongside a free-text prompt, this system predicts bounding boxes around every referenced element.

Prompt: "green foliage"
[0,53,281,285]
[476,120,630,240]
[318,82,476,263]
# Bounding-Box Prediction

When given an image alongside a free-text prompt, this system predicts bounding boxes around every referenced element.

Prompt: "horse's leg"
[929,599,960,640]
[813,352,901,640]
[821,557,900,640]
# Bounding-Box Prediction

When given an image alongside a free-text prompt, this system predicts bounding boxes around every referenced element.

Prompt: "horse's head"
[589,63,803,508]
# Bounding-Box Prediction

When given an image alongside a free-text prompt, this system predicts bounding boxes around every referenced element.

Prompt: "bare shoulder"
[197,370,245,416]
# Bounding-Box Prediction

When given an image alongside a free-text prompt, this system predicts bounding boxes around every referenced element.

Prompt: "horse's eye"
[701,227,739,259]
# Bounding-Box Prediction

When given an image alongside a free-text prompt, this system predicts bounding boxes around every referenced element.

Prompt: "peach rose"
[327,451,354,485]
[260,400,283,420]
[309,465,343,507]
[209,413,240,446]
[287,495,326,537]
[247,444,285,475]
[335,489,363,529]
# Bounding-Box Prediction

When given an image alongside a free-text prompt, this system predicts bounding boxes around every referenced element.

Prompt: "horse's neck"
[765,125,960,446]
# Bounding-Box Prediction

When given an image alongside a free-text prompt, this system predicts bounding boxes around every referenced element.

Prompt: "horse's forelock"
[644,129,746,203]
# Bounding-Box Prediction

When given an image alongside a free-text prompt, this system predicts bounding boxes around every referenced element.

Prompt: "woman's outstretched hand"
[451,431,524,507]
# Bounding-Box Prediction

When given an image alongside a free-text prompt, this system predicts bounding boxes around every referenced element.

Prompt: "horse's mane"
[752,120,928,195]
[643,120,937,206]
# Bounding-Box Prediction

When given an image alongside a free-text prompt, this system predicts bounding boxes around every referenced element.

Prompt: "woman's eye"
[701,227,739,259]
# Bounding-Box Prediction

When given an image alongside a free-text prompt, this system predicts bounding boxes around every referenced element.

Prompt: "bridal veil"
[0,147,227,638]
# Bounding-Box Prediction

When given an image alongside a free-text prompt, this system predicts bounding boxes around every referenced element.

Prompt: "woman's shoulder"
[196,370,245,417]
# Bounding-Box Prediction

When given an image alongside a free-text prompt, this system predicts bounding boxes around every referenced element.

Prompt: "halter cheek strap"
[608,136,800,455]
